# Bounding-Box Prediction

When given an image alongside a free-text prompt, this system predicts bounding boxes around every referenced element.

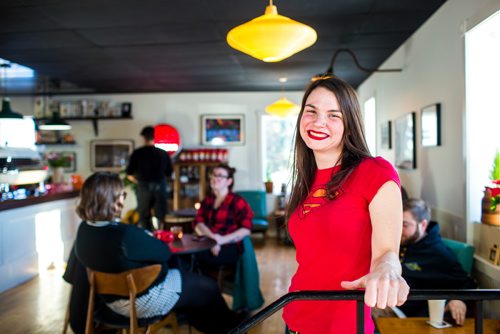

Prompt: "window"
[261,114,296,193]
[465,10,500,223]
[363,97,377,156]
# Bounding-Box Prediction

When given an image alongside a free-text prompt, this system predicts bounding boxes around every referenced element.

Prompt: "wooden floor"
[0,236,297,334]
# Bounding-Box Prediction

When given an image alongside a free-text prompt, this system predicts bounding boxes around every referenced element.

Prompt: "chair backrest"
[442,238,475,275]
[85,264,161,334]
[235,190,267,219]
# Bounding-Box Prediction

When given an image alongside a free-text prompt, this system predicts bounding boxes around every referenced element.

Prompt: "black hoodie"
[398,221,477,317]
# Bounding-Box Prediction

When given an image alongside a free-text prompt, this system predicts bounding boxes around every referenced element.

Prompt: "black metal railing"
[229,289,500,334]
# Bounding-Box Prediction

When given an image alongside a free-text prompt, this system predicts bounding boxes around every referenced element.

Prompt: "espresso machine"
[0,147,48,200]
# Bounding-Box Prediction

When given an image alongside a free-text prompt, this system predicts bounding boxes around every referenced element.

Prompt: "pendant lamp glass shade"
[227,2,317,62]
[265,96,300,117]
[38,111,71,131]
[0,98,24,119]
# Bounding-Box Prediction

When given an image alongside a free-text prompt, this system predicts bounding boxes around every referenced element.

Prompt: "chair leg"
[148,312,179,334]
[62,294,70,334]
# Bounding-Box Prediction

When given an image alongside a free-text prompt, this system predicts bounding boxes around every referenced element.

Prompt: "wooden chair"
[85,264,179,334]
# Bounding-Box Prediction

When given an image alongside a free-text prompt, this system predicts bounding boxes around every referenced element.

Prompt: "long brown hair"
[76,172,124,221]
[286,76,372,219]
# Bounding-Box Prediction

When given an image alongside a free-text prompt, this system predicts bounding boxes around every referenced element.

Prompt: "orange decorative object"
[71,174,83,190]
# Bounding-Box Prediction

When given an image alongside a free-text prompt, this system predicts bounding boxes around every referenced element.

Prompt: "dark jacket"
[63,221,173,333]
[399,221,477,316]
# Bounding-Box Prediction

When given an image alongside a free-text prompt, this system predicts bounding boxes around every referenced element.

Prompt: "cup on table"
[428,299,446,326]
[170,226,183,241]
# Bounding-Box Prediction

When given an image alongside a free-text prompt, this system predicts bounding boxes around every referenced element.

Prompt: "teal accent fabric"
[442,238,475,274]
[232,236,265,311]
[235,190,269,233]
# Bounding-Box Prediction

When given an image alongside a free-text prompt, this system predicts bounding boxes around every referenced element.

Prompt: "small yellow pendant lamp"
[226,0,317,62]
[265,96,300,117]
[265,77,300,117]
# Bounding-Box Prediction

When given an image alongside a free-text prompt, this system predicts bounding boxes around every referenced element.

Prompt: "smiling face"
[209,167,233,193]
[299,86,344,167]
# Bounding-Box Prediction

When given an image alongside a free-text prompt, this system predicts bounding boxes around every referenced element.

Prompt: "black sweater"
[74,221,172,301]
[126,145,172,182]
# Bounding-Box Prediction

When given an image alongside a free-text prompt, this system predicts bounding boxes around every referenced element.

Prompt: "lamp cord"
[326,48,401,74]
[0,63,11,98]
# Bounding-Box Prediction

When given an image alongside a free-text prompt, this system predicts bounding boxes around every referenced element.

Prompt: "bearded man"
[398,198,476,325]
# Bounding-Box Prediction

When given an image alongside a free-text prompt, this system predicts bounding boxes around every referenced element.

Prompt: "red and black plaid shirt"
[194,192,253,235]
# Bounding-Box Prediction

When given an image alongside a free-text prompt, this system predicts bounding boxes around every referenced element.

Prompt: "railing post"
[356,300,364,334]
[475,300,483,334]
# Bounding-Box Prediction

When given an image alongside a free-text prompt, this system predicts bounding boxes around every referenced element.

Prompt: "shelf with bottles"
[172,160,223,210]
[177,148,229,163]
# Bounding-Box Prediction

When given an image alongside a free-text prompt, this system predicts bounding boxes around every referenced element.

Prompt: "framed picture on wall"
[421,103,441,147]
[90,139,134,172]
[395,112,416,170]
[201,114,245,146]
[380,120,392,149]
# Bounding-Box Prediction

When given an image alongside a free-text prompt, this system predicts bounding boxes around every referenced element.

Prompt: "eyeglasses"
[209,173,229,180]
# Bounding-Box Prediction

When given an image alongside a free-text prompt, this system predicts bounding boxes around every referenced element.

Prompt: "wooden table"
[376,317,500,334]
[168,233,216,255]
[168,233,216,271]
[273,210,294,245]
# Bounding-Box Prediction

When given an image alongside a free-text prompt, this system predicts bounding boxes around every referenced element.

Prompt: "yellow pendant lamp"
[265,96,300,117]
[226,0,317,62]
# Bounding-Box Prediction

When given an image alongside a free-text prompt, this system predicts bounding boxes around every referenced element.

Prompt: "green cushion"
[235,190,269,233]
[442,238,475,274]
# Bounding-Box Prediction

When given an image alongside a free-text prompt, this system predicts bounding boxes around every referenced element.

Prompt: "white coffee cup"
[428,299,446,325]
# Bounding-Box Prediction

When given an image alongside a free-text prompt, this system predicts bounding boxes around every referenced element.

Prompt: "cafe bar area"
[0,0,499,333]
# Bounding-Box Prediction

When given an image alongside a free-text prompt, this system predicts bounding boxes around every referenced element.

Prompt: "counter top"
[0,190,80,212]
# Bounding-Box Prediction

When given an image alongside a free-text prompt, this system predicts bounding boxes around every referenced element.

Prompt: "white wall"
[358,0,494,241]
[10,91,302,210]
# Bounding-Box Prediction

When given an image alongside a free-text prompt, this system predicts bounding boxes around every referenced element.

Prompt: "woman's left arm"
[215,227,251,245]
[341,181,409,308]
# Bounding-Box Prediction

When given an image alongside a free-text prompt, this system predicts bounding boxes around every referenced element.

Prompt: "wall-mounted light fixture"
[38,111,71,131]
[312,48,402,81]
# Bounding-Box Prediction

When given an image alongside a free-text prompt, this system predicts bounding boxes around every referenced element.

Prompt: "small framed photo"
[201,114,245,146]
[90,139,134,172]
[489,245,500,265]
[395,112,417,170]
[380,120,392,149]
[421,103,441,147]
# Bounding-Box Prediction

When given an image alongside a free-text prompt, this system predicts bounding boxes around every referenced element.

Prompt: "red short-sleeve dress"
[283,157,400,334]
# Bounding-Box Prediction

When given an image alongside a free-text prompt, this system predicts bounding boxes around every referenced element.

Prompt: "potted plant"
[46,151,73,184]
[481,150,500,226]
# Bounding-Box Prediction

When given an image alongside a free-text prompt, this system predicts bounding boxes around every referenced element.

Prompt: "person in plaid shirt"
[194,163,253,272]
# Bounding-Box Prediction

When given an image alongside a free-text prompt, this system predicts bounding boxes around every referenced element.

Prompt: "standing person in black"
[126,125,173,231]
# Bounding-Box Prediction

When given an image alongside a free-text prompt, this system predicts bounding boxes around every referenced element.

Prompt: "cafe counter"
[0,190,81,293]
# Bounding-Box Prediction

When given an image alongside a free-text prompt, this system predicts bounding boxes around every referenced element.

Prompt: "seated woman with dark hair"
[193,163,253,272]
[64,171,241,334]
